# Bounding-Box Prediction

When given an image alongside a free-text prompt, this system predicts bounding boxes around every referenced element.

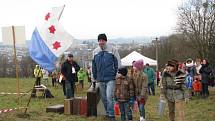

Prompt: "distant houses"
[0,37,150,77]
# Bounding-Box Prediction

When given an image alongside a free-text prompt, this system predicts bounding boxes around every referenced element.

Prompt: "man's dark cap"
[98,33,107,41]
[68,53,73,57]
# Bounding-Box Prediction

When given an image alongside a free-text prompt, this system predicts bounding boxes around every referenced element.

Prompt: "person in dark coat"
[199,59,212,98]
[61,53,80,98]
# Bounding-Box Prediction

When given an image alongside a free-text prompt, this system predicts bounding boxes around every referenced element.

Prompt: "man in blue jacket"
[92,33,121,121]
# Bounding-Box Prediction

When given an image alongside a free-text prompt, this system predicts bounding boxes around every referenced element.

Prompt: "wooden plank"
[46,104,64,114]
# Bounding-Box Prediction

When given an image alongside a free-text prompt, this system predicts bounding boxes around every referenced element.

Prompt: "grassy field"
[0,78,214,121]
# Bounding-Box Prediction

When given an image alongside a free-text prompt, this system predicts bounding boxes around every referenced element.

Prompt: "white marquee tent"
[121,51,157,66]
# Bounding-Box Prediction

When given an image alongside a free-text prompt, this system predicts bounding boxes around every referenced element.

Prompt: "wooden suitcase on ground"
[72,97,82,115]
[87,107,97,116]
[87,83,100,116]
[79,97,88,116]
[46,104,64,114]
[64,98,74,115]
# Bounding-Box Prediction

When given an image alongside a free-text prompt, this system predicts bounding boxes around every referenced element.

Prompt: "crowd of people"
[169,58,214,99]
[32,33,214,121]
[32,56,89,98]
[160,58,214,121]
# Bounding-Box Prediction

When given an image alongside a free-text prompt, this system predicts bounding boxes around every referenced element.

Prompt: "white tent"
[121,51,157,66]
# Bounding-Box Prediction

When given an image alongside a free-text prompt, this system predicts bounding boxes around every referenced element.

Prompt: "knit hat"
[133,59,144,70]
[118,67,128,76]
[167,59,179,68]
[98,33,107,41]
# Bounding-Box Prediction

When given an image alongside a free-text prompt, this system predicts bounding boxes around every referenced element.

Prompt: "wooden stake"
[24,82,36,113]
[12,26,20,105]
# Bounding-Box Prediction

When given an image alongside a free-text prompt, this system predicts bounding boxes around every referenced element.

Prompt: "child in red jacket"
[192,76,202,96]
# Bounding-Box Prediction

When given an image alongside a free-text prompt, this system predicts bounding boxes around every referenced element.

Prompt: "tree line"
[120,0,215,70]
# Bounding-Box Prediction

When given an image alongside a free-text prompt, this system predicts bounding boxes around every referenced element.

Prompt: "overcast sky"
[0,0,182,42]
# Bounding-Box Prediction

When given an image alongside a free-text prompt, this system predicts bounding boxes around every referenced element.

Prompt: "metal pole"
[12,26,20,104]
[155,37,158,85]
[156,37,158,71]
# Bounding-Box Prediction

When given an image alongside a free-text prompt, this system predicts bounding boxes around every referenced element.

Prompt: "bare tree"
[177,0,215,61]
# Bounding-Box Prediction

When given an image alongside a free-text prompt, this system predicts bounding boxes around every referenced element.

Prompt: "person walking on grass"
[132,60,148,121]
[160,59,188,121]
[92,33,121,121]
[114,67,135,121]
[144,63,155,95]
[77,68,87,89]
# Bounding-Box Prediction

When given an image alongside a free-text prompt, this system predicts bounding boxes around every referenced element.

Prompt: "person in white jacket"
[42,69,49,86]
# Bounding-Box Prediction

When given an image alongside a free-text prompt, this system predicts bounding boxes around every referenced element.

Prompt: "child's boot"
[140,117,145,121]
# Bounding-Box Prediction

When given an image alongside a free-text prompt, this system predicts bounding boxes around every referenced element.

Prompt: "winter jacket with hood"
[161,70,187,102]
[92,44,121,82]
[114,74,135,102]
[132,71,148,101]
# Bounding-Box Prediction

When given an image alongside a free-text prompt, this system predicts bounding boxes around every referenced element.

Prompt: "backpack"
[44,89,54,98]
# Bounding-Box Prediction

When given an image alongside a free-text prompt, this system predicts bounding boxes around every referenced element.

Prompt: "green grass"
[0,78,215,121]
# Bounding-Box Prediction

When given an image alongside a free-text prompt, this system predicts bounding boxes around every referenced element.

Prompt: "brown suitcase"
[87,83,100,116]
[64,98,74,115]
[87,91,98,116]
[46,104,64,114]
[72,97,82,115]
[79,97,88,116]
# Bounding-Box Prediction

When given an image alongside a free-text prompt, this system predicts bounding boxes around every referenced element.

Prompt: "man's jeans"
[148,82,155,95]
[99,80,115,118]
[65,80,74,98]
[119,102,132,121]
